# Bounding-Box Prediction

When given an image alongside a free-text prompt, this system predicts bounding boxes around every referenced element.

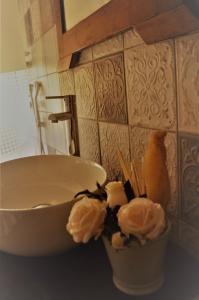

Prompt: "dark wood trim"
[136,4,199,44]
[54,0,199,68]
[183,0,199,19]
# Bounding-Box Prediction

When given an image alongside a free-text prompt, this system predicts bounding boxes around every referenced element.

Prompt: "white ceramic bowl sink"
[0,155,106,256]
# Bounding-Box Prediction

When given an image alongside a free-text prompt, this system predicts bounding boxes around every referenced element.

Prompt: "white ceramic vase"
[103,222,171,296]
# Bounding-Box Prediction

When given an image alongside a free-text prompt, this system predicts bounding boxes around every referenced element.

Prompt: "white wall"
[64,0,111,30]
[0,0,26,73]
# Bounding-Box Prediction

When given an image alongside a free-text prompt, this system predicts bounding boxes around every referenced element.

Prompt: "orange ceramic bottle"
[143,131,171,210]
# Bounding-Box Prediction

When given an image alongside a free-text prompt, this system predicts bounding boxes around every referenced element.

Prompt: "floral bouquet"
[66,131,171,295]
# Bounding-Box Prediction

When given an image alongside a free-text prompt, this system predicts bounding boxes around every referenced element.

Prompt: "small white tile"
[33,39,47,78]
[36,76,49,111]
[123,28,144,49]
[46,73,64,113]
[40,112,68,154]
[43,26,59,75]
[93,34,123,59]
[30,0,42,42]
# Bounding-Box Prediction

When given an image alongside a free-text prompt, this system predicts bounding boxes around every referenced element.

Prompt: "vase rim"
[102,219,172,249]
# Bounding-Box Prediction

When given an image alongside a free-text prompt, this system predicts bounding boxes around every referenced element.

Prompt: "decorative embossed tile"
[78,119,100,163]
[30,0,42,42]
[129,126,178,214]
[74,64,97,120]
[59,70,75,95]
[93,34,123,59]
[40,0,54,34]
[125,41,176,130]
[78,47,93,65]
[99,122,130,181]
[94,54,127,124]
[123,28,144,49]
[180,134,199,230]
[176,32,199,134]
[179,221,199,261]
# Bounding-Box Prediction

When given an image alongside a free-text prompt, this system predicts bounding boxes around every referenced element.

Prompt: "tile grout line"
[173,36,182,240]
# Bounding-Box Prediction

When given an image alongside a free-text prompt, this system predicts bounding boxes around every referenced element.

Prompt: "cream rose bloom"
[66,197,107,243]
[117,198,165,241]
[111,232,126,250]
[106,181,128,208]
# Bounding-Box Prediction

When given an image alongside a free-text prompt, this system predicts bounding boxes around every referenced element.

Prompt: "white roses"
[66,197,107,243]
[66,185,166,247]
[117,198,165,242]
[106,181,128,208]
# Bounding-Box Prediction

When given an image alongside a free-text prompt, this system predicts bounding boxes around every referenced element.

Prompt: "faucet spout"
[48,112,72,123]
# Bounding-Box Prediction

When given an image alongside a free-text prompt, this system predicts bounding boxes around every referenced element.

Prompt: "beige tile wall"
[19,0,69,155]
[21,1,199,260]
[72,30,199,260]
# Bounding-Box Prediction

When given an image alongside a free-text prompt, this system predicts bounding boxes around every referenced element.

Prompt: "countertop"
[0,240,199,300]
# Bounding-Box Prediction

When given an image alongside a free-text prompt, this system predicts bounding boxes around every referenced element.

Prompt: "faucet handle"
[48,112,72,123]
[45,95,75,101]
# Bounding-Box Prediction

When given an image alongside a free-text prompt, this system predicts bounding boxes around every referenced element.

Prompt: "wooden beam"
[59,0,158,57]
[136,4,199,44]
[183,0,199,19]
[54,0,199,64]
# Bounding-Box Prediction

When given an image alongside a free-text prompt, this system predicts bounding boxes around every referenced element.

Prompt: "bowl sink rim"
[0,155,107,213]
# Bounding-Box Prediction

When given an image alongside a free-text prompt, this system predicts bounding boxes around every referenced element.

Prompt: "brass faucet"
[45,95,79,155]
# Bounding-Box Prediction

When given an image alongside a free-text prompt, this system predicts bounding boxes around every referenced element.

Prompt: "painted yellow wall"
[0,0,26,73]
[64,0,111,30]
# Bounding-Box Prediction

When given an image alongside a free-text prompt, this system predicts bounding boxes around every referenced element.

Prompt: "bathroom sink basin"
[0,155,106,256]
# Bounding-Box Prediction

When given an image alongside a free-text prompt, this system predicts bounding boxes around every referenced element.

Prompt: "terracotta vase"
[103,222,171,296]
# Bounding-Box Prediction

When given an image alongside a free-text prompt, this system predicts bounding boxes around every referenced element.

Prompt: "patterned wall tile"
[93,34,123,59]
[74,64,97,120]
[99,122,130,181]
[30,0,42,42]
[123,28,144,49]
[78,47,93,65]
[78,119,100,163]
[129,126,178,215]
[94,54,127,123]
[125,41,176,130]
[179,221,199,261]
[176,32,199,134]
[40,0,54,34]
[59,70,75,96]
[180,134,199,230]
